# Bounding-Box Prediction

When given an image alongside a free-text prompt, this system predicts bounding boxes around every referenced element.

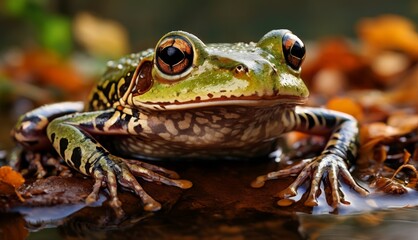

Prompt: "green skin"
[12,30,368,217]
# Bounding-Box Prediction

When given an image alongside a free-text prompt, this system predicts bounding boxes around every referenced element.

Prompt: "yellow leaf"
[73,12,130,58]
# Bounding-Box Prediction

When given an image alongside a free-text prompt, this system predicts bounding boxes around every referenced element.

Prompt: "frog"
[12,30,369,217]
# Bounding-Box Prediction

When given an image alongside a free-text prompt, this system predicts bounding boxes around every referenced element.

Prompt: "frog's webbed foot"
[85,155,192,218]
[252,154,369,209]
[9,147,71,178]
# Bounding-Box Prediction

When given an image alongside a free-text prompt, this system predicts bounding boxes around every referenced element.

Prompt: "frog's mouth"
[133,94,307,111]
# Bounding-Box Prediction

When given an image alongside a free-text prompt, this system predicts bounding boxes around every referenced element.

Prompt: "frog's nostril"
[234,64,248,74]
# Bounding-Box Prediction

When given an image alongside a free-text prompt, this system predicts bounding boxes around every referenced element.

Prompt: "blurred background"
[1,0,418,50]
[0,0,417,105]
[0,0,417,150]
[1,1,418,239]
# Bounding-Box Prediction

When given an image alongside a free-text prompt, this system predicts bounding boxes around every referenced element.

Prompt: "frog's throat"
[132,95,307,110]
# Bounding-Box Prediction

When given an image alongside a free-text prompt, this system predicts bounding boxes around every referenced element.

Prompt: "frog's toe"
[86,156,192,217]
[302,155,349,208]
[101,167,126,218]
[300,159,328,207]
[117,167,162,212]
[324,163,342,208]
[23,152,71,178]
[85,160,162,217]
[277,161,315,199]
[303,155,368,208]
[125,160,192,189]
[251,159,311,188]
[254,154,367,209]
[86,170,104,204]
[44,155,72,177]
[124,159,180,179]
[28,152,47,178]
[339,163,369,196]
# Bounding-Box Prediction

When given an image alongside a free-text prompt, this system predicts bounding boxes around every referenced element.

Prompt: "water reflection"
[3,186,418,239]
[299,208,418,239]
[14,205,418,239]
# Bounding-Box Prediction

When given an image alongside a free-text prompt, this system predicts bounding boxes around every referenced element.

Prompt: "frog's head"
[125,30,309,110]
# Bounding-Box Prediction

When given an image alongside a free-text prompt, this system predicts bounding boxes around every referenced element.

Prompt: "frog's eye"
[282,33,305,71]
[155,35,194,77]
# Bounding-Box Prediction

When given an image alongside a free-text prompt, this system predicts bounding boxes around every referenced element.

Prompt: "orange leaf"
[0,166,25,202]
[0,166,25,188]
[326,97,364,122]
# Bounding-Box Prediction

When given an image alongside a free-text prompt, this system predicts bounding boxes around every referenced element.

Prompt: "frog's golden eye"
[155,35,194,76]
[282,33,306,71]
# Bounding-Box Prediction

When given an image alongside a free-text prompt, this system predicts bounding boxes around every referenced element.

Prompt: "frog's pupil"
[282,33,305,71]
[156,35,194,76]
[161,46,185,66]
[291,41,305,59]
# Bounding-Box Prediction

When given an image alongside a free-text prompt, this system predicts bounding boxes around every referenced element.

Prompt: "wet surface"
[2,157,418,239]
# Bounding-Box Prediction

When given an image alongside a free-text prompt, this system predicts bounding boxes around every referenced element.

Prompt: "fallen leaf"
[0,166,25,202]
[357,14,418,58]
[326,97,364,122]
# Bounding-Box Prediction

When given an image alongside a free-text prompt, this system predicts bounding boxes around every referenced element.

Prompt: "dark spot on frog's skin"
[207,93,214,98]
[84,160,92,174]
[119,84,128,96]
[108,120,123,131]
[92,92,100,102]
[118,71,134,96]
[109,112,129,131]
[59,138,69,158]
[71,147,82,169]
[103,82,115,97]
[305,113,315,130]
[95,146,109,158]
[133,123,143,134]
[50,133,56,144]
[79,122,94,131]
[298,113,308,129]
[108,84,120,102]
[148,121,167,134]
[95,111,116,130]
[323,115,336,129]
[131,109,140,118]
[89,93,106,110]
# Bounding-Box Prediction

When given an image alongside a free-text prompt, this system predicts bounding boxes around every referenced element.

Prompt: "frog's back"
[86,49,153,111]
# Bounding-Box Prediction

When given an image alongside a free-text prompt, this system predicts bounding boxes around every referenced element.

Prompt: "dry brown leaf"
[387,114,418,131]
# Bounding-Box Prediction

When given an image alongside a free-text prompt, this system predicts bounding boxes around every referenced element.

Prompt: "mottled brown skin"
[97,106,293,160]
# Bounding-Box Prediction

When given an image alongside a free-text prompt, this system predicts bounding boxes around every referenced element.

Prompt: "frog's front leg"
[46,109,192,217]
[252,107,369,208]
[11,102,84,177]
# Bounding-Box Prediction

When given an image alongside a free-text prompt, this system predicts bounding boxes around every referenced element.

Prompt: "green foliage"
[4,0,27,16]
[3,0,73,56]
[38,15,72,56]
